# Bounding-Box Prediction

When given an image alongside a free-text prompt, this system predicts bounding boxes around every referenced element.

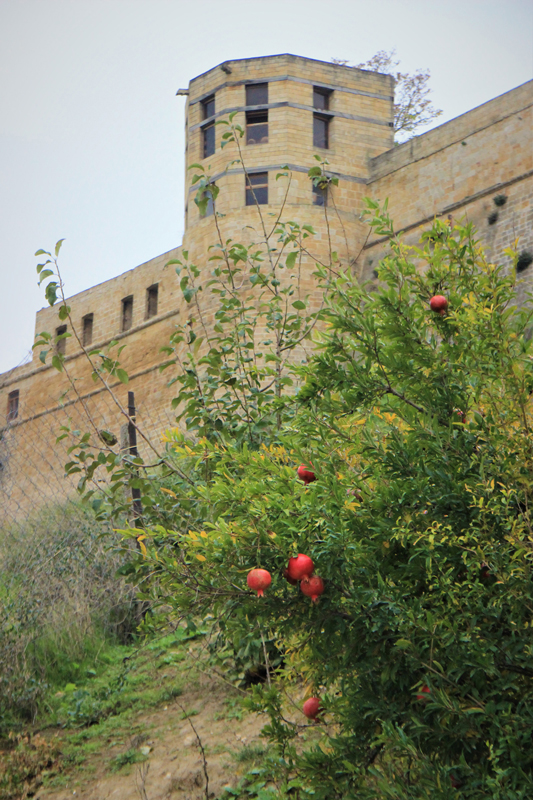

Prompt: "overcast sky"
[1,0,532,374]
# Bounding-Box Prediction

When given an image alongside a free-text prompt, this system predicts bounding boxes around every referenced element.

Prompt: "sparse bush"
[0,501,138,731]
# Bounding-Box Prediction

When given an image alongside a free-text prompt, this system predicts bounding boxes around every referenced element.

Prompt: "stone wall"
[364,79,533,288]
[1,57,532,522]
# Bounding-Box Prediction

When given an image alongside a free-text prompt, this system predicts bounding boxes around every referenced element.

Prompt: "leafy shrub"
[0,733,61,799]
[0,501,137,731]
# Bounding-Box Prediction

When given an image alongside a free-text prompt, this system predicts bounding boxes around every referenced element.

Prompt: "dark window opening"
[313,114,330,149]
[246,82,268,106]
[56,325,67,355]
[246,110,268,145]
[201,186,215,217]
[122,296,133,331]
[202,94,215,120]
[146,284,159,318]
[313,87,332,111]
[82,314,93,347]
[313,183,327,207]
[203,122,215,158]
[246,172,268,206]
[7,390,19,421]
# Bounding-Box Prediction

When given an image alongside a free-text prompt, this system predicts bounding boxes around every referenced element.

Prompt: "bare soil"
[36,674,265,800]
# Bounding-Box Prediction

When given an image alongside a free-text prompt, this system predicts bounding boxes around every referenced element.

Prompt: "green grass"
[5,625,208,793]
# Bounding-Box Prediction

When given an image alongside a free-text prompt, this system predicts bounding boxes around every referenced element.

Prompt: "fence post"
[127,390,143,528]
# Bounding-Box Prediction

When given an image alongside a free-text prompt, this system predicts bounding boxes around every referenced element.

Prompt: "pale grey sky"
[1,0,532,374]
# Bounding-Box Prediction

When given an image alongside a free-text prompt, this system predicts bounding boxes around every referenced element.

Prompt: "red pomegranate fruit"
[300,575,325,603]
[246,568,272,597]
[450,774,461,789]
[297,465,316,485]
[287,554,314,582]
[302,696,321,719]
[283,568,298,586]
[416,684,431,702]
[429,295,448,315]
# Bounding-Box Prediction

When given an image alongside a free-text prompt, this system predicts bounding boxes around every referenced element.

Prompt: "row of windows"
[54,284,159,356]
[201,175,327,216]
[5,286,159,421]
[201,83,333,158]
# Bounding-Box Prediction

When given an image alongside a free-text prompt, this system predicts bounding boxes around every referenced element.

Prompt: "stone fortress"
[1,54,532,522]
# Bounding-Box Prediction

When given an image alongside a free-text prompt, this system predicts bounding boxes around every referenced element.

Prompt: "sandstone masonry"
[1,54,532,522]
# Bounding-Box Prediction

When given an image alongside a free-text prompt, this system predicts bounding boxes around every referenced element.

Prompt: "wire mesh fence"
[0,382,178,530]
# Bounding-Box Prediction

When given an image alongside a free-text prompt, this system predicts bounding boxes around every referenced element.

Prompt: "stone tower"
[1,55,532,522]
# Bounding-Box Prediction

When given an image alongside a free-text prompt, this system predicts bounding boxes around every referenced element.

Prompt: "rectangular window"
[313,114,330,149]
[56,325,67,355]
[313,183,327,207]
[246,111,268,145]
[246,82,268,106]
[203,122,215,158]
[200,185,215,218]
[246,172,268,206]
[202,95,215,120]
[82,314,93,347]
[146,284,159,318]
[7,390,19,421]
[313,87,332,111]
[122,296,133,331]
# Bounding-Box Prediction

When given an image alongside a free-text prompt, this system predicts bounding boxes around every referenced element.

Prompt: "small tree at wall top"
[333,49,443,141]
[33,114,533,798]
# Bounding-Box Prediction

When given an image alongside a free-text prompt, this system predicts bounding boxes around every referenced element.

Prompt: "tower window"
[122,296,133,331]
[203,122,215,158]
[313,183,327,207]
[146,284,159,318]
[7,390,19,421]
[246,172,268,206]
[246,82,268,106]
[246,111,268,145]
[313,114,330,149]
[202,95,215,120]
[313,87,332,111]
[82,314,93,346]
[200,185,216,217]
[56,325,67,355]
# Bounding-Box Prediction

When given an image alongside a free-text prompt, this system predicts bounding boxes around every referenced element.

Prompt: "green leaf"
[394,639,412,649]
[34,249,51,256]
[116,369,129,384]
[58,304,70,321]
[51,354,64,372]
[39,350,49,364]
[286,251,298,269]
[45,282,58,306]
[55,238,65,256]
[38,269,54,284]
[292,300,306,310]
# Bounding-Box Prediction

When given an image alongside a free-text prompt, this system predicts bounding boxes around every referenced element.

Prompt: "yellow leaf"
[161,487,177,498]
[195,554,206,562]
[137,539,147,558]
[189,531,198,541]
[200,531,208,539]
